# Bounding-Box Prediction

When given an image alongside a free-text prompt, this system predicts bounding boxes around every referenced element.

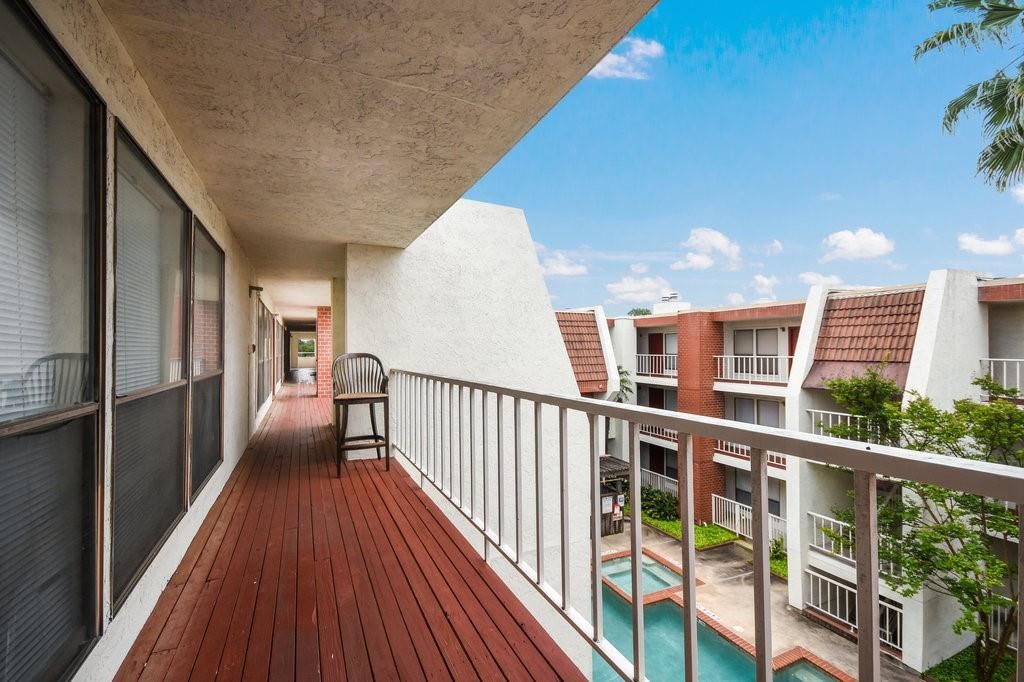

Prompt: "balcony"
[639,423,678,443]
[636,353,678,378]
[640,467,680,494]
[807,409,880,443]
[981,358,1024,394]
[808,512,898,576]
[712,494,786,543]
[716,439,787,467]
[714,355,792,384]
[805,570,904,653]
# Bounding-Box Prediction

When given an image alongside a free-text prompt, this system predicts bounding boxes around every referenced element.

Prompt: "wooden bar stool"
[332,353,390,476]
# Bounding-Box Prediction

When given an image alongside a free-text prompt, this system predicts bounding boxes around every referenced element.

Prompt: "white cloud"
[670,252,714,271]
[751,274,780,297]
[1015,228,1024,246]
[766,239,783,255]
[726,292,745,305]
[677,227,742,271]
[539,251,588,276]
[1011,185,1024,205]
[819,191,843,202]
[605,275,671,304]
[589,37,665,80]
[630,262,649,274]
[820,227,894,262]
[799,271,843,287]
[957,233,1015,256]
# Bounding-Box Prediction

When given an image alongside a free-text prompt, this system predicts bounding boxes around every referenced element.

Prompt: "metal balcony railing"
[639,467,679,494]
[389,368,1024,682]
[715,439,786,467]
[712,494,786,543]
[806,570,904,652]
[807,409,882,444]
[639,423,678,442]
[807,512,899,576]
[981,358,1024,394]
[714,355,792,384]
[636,353,677,377]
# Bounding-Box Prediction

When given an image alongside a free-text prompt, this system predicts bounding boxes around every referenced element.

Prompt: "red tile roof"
[814,288,924,364]
[555,311,608,395]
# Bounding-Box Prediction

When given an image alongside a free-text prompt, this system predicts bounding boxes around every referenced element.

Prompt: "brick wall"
[316,306,333,398]
[676,311,725,523]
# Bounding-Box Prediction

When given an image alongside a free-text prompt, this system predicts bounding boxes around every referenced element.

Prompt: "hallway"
[116,384,582,680]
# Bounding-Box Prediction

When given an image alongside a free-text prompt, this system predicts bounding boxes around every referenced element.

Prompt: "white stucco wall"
[988,303,1024,359]
[22,3,265,679]
[345,198,594,673]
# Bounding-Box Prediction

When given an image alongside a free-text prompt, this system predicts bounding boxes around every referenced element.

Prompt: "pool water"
[593,584,838,681]
[602,554,682,597]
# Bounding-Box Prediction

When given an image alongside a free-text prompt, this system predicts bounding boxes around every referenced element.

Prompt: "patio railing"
[989,602,1018,652]
[640,467,679,494]
[389,368,1024,681]
[712,494,786,543]
[636,353,678,377]
[981,358,1024,395]
[639,423,678,442]
[715,439,787,467]
[714,355,792,384]
[805,570,904,652]
[807,409,881,443]
[808,511,899,577]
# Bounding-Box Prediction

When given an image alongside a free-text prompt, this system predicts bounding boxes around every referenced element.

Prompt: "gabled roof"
[555,311,608,395]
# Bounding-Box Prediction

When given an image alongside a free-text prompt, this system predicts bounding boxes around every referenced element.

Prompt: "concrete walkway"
[603,522,919,681]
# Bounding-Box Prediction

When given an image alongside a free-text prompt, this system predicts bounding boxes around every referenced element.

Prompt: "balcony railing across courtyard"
[714,355,792,384]
[639,423,678,442]
[807,409,880,443]
[981,358,1024,395]
[805,570,904,652]
[808,512,898,576]
[712,494,786,543]
[640,467,679,494]
[716,439,787,467]
[389,368,1024,682]
[636,353,677,377]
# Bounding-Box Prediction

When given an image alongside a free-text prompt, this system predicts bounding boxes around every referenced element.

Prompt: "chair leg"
[369,403,381,459]
[383,397,390,471]
[334,402,340,477]
[338,404,349,477]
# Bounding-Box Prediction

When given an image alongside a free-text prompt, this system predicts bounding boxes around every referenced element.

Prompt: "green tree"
[916,1,1024,190]
[823,368,1023,681]
[628,307,651,316]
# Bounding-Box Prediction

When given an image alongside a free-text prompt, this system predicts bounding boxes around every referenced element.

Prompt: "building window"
[0,1,102,678]
[112,130,188,606]
[734,397,782,428]
[190,223,224,496]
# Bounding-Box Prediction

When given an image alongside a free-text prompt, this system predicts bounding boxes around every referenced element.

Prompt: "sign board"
[601,495,613,514]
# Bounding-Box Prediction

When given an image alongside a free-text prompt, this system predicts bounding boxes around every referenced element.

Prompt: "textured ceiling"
[98,0,655,315]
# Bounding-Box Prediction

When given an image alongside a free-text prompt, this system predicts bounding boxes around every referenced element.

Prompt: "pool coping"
[600,549,855,682]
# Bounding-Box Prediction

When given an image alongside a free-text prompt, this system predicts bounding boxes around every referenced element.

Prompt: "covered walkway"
[116,383,582,680]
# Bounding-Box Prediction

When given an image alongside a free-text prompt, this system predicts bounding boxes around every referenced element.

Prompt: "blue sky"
[465,0,1024,314]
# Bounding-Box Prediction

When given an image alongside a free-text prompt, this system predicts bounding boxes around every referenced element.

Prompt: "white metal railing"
[390,368,1024,682]
[639,423,678,442]
[712,494,786,542]
[714,355,792,383]
[981,358,1024,394]
[636,353,678,377]
[807,409,880,443]
[989,602,1018,651]
[805,570,904,652]
[715,440,787,467]
[640,467,679,494]
[297,351,315,358]
[808,512,898,576]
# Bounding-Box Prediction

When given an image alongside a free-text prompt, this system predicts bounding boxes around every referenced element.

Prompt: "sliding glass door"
[190,223,224,496]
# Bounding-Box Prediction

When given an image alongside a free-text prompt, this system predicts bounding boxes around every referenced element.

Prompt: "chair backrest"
[23,353,89,410]
[332,353,386,395]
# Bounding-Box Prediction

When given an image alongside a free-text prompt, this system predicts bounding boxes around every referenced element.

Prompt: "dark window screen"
[191,374,222,494]
[0,417,94,681]
[112,386,185,601]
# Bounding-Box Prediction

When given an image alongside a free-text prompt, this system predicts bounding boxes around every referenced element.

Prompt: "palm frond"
[944,81,983,130]
[977,123,1024,189]
[927,0,993,11]
[915,21,1003,59]
[978,4,1024,31]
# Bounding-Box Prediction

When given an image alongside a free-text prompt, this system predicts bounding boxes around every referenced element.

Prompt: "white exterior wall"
[22,2,267,680]
[608,318,638,460]
[988,303,1024,359]
[345,199,593,673]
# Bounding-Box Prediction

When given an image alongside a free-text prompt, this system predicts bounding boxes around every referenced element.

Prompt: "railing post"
[482,390,488,532]
[514,397,522,563]
[589,413,603,643]
[751,447,773,681]
[535,402,544,585]
[497,393,504,548]
[1016,502,1023,682]
[628,421,644,681]
[678,434,698,681]
[854,470,880,681]
[559,406,570,609]
[470,388,476,520]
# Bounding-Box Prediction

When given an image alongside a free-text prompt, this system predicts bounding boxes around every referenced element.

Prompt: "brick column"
[677,311,725,523]
[316,306,333,398]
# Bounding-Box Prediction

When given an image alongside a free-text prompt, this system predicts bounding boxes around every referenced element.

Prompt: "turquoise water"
[593,584,837,681]
[602,555,682,596]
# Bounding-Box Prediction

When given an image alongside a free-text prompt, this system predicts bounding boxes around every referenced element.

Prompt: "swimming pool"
[593,584,838,681]
[602,553,683,597]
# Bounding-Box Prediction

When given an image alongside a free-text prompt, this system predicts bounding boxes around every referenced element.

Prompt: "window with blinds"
[190,224,224,495]
[0,2,100,679]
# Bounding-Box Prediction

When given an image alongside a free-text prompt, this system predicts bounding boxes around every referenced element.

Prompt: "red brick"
[315,306,332,398]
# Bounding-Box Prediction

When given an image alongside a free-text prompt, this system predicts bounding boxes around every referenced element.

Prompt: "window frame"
[0,0,108,669]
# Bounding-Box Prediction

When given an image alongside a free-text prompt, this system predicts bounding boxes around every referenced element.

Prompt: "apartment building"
[593,269,1024,674]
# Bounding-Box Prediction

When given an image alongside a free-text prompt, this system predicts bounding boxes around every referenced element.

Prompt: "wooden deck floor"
[116,382,583,681]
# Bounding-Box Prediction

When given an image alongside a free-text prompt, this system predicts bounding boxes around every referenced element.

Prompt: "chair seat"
[334,391,388,404]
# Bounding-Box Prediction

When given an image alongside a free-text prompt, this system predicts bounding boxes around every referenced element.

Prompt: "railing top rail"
[981,357,1024,361]
[807,510,850,523]
[807,408,861,417]
[391,368,1024,503]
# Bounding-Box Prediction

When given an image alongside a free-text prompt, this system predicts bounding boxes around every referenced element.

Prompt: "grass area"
[770,556,788,580]
[926,645,1016,682]
[636,511,738,549]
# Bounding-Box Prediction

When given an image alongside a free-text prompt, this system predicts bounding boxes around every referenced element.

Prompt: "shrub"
[639,487,679,522]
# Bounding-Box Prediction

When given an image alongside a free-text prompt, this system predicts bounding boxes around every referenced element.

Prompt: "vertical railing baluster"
[679,433,698,681]
[448,383,454,496]
[458,385,464,506]
[627,422,644,681]
[483,390,489,534]
[750,446,773,682]
[535,402,544,585]
[588,413,603,643]
[854,470,880,681]
[1016,502,1023,682]
[428,380,434,480]
[514,397,523,563]
[438,381,445,492]
[497,393,504,548]
[559,406,570,609]
[470,388,476,520]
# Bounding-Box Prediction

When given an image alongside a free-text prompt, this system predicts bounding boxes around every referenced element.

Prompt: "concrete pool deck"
[602,522,919,681]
